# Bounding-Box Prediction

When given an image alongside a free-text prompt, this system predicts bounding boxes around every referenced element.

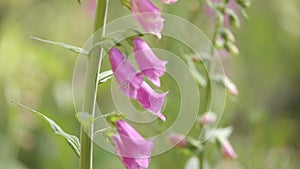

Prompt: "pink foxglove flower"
[167,133,188,148]
[109,48,143,99]
[160,0,178,4]
[137,82,167,121]
[113,120,154,169]
[130,0,164,39]
[220,138,237,159]
[133,38,167,87]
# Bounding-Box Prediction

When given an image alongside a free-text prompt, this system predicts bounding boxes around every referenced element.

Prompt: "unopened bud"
[167,133,188,148]
[219,138,237,159]
[198,112,217,125]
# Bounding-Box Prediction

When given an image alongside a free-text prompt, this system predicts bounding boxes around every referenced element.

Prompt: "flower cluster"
[109,38,168,121]
[109,1,180,168]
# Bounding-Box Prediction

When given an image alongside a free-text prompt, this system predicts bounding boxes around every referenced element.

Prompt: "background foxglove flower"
[113,120,154,169]
[133,38,167,87]
[167,133,188,148]
[109,48,143,99]
[137,82,167,121]
[219,137,237,159]
[130,0,164,38]
[160,0,178,4]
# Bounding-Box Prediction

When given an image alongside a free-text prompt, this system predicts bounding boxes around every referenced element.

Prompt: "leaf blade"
[14,102,81,157]
[31,36,89,55]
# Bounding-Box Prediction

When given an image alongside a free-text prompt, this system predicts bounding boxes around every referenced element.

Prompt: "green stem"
[80,1,109,169]
[199,151,204,169]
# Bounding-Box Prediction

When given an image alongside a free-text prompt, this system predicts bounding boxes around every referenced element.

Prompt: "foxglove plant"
[17,0,251,169]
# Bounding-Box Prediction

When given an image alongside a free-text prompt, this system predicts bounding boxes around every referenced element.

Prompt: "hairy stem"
[80,0,109,169]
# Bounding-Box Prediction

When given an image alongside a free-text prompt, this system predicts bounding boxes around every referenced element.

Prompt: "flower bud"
[198,112,217,125]
[167,133,188,147]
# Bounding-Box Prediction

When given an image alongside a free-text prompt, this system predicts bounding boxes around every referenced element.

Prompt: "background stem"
[80,0,109,169]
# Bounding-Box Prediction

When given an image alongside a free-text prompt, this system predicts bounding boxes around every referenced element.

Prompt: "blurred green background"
[0,0,299,168]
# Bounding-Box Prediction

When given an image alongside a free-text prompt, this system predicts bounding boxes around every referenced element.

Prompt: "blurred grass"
[0,0,300,168]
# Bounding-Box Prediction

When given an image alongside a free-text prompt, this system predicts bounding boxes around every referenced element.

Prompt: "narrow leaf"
[31,36,89,55]
[14,102,81,157]
[98,70,113,84]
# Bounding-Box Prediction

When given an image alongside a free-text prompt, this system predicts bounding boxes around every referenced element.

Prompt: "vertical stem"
[199,152,204,169]
[80,1,109,169]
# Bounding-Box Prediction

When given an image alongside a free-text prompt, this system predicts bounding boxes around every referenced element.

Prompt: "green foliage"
[31,36,89,55]
[98,70,113,84]
[14,102,81,157]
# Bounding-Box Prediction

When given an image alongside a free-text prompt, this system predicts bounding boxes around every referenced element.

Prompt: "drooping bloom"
[113,120,154,169]
[167,133,188,148]
[133,38,167,87]
[109,48,143,99]
[223,75,239,96]
[130,0,164,38]
[137,82,167,121]
[219,137,237,159]
[160,0,178,4]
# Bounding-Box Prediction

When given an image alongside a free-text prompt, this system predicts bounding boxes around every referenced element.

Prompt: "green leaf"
[98,70,113,84]
[14,102,81,157]
[184,156,199,169]
[31,36,89,55]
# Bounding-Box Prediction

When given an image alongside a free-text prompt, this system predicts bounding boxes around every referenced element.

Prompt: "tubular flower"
[133,37,167,87]
[160,0,177,4]
[130,0,164,39]
[113,120,154,169]
[219,138,237,159]
[109,48,143,99]
[137,82,167,121]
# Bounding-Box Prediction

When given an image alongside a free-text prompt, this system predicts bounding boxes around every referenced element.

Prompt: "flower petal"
[133,38,167,87]
[137,82,167,121]
[130,0,164,38]
[113,120,154,169]
[109,48,143,99]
